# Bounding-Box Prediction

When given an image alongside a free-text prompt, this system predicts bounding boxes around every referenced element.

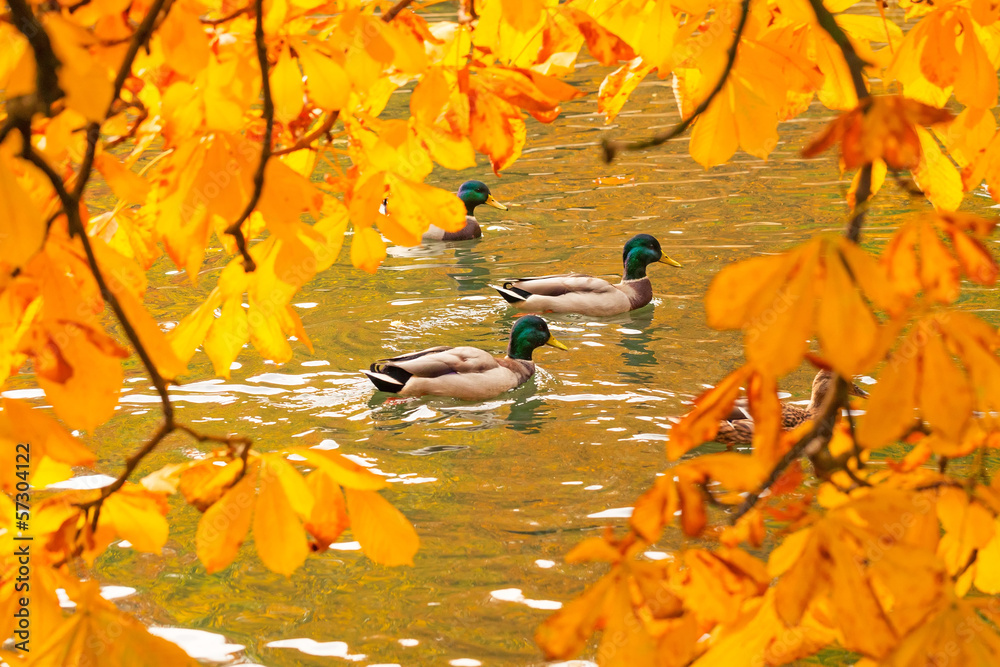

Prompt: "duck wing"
[373,346,499,378]
[505,273,617,296]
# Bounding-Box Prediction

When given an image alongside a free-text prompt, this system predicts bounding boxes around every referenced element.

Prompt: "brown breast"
[618,278,653,310]
[496,357,535,385]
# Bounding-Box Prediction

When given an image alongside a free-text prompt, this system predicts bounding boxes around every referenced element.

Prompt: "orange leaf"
[344,488,419,566]
[562,8,636,67]
[668,364,753,459]
[351,226,386,273]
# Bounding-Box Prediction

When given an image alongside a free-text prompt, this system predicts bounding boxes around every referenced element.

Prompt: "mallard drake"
[490,234,682,317]
[715,370,869,446]
[424,180,507,241]
[363,315,567,400]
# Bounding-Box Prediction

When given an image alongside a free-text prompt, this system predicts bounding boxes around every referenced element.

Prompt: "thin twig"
[224,0,272,273]
[72,0,171,202]
[19,140,175,418]
[382,0,414,22]
[601,0,751,163]
[201,5,249,24]
[272,111,339,156]
[806,0,869,100]
[732,377,847,522]
[8,0,64,114]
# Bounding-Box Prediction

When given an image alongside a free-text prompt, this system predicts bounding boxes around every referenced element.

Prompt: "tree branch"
[8,0,64,115]
[382,0,414,22]
[806,0,869,101]
[272,111,339,156]
[602,0,751,163]
[201,5,249,24]
[224,0,272,273]
[731,377,847,522]
[72,0,171,202]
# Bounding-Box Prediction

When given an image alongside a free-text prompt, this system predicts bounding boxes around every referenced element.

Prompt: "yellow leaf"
[598,573,657,666]
[303,470,349,548]
[912,126,963,211]
[288,448,388,490]
[114,286,188,380]
[180,458,243,511]
[344,488,419,566]
[351,226,386,273]
[881,595,1000,665]
[385,174,467,238]
[468,85,526,174]
[157,4,210,79]
[690,81,739,168]
[537,572,614,660]
[919,326,973,441]
[955,14,997,109]
[94,153,150,206]
[36,322,123,431]
[501,0,543,31]
[264,453,314,518]
[857,335,919,448]
[415,123,477,171]
[298,43,350,111]
[633,0,677,73]
[271,46,305,124]
[0,153,45,271]
[817,243,879,375]
[29,581,198,666]
[598,58,654,123]
[196,462,258,574]
[253,457,309,575]
[630,477,679,543]
[204,297,249,379]
[248,299,293,362]
[744,243,819,376]
[411,66,451,124]
[668,364,753,459]
[100,487,169,553]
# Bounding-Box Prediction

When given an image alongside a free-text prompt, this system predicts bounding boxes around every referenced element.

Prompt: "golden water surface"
[12,8,1000,665]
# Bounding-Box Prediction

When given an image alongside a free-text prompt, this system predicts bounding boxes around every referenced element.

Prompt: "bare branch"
[731,377,847,523]
[602,0,750,163]
[382,0,415,22]
[73,0,172,201]
[201,5,249,24]
[806,0,869,101]
[224,0,272,273]
[272,111,339,156]
[8,0,64,114]
[19,138,175,420]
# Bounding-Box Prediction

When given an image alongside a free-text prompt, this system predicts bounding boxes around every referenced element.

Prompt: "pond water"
[12,6,1000,665]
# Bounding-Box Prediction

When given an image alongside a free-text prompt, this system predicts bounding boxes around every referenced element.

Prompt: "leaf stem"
[223,0,272,273]
[602,0,751,163]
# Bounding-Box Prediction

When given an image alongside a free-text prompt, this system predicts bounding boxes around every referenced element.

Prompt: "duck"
[381,180,507,242]
[363,315,567,400]
[715,370,869,446]
[490,234,681,317]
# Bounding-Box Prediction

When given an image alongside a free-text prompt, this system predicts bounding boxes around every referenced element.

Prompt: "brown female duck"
[716,370,868,446]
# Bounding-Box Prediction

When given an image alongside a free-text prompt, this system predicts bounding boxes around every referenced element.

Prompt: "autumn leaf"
[196,461,259,574]
[29,581,199,666]
[803,95,954,170]
[344,488,419,566]
[668,364,752,459]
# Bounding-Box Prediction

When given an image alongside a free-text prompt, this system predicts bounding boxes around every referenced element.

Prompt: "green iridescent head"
[457,181,507,216]
[622,234,681,280]
[507,315,568,360]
